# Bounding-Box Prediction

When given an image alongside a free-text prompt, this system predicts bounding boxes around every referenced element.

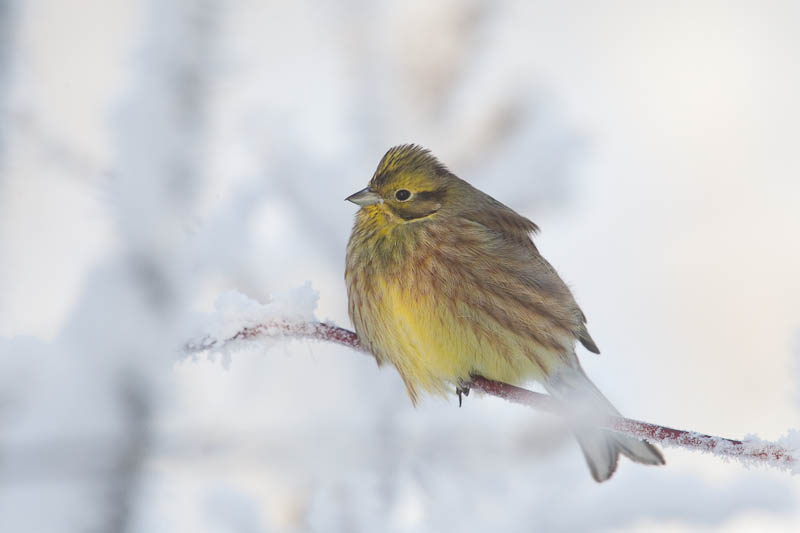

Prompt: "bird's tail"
[545,365,665,482]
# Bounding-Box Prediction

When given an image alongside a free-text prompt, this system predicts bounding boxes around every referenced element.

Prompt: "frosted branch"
[184,319,798,474]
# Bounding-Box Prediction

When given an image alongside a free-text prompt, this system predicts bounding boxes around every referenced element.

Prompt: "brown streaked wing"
[421,214,591,359]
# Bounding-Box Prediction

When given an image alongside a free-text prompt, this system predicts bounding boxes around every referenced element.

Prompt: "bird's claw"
[456,381,471,407]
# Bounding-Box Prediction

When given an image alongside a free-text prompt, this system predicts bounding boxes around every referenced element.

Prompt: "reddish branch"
[186,320,798,473]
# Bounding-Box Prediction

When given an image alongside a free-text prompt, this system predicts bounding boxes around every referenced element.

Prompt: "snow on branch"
[184,289,799,475]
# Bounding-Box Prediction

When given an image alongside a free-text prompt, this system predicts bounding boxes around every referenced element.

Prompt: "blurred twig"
[107,377,152,533]
[185,320,798,474]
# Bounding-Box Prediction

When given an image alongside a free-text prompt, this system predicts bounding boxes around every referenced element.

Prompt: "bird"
[344,144,664,482]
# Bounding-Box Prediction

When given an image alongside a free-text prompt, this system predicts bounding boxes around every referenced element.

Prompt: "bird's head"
[346,144,454,221]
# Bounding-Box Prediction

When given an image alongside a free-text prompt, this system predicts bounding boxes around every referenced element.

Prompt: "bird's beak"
[345,187,382,206]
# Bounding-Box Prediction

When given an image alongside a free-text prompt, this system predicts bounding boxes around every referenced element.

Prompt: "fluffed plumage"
[345,144,664,481]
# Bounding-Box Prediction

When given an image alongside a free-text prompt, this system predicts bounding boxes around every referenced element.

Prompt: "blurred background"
[1,0,799,531]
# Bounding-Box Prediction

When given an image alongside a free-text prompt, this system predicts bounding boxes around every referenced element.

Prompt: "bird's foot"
[456,380,471,408]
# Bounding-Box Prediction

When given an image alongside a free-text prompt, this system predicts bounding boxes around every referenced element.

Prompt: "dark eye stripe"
[414,189,445,203]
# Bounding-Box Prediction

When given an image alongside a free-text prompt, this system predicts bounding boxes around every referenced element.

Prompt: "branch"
[184,319,799,474]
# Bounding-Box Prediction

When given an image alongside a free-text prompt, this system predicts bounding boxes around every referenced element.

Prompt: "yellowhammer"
[345,144,664,482]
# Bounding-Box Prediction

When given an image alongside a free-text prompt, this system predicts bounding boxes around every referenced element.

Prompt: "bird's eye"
[395,189,411,201]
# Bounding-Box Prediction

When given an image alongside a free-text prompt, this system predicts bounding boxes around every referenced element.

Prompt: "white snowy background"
[1,1,799,532]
